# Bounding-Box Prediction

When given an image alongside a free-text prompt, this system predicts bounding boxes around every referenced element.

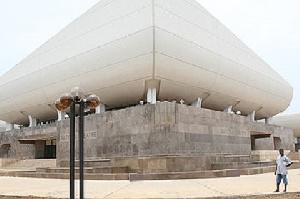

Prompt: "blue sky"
[0,0,299,115]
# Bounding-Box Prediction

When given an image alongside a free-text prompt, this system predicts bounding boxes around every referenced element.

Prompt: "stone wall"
[55,102,294,165]
[0,102,295,166]
[35,140,45,159]
[250,121,294,150]
[0,123,57,159]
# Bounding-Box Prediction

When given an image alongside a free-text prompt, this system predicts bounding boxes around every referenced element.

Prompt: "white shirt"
[276,155,292,175]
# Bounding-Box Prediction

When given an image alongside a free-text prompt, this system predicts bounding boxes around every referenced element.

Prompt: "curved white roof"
[273,114,300,137]
[0,0,293,125]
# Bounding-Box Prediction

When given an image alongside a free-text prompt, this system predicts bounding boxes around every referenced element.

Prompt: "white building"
[0,0,293,128]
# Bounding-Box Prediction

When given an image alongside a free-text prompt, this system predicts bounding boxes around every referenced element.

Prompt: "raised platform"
[2,164,300,181]
[1,153,299,181]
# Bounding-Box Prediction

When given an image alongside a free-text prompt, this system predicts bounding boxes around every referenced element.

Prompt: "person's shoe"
[274,190,279,192]
[283,190,286,192]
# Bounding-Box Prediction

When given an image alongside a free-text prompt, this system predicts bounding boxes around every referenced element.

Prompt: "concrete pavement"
[0,169,300,198]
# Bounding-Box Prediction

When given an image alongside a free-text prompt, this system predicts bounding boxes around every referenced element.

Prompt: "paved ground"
[0,169,300,199]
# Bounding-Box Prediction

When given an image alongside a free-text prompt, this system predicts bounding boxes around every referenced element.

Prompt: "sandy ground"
[1,192,300,199]
[1,169,300,199]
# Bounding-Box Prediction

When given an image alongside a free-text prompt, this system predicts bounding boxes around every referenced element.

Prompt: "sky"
[0,0,299,115]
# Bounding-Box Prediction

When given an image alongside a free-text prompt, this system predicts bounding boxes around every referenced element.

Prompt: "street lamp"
[55,87,100,199]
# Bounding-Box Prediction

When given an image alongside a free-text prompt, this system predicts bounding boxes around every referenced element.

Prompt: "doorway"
[45,140,56,159]
[250,131,271,150]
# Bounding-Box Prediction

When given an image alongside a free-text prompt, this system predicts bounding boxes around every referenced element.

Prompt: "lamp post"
[55,87,100,199]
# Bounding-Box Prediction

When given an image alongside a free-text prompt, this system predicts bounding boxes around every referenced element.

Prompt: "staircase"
[4,159,56,169]
[211,154,275,170]
[17,159,130,180]
[1,154,299,181]
[287,151,300,161]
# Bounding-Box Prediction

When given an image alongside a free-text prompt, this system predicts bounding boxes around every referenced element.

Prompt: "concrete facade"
[273,114,300,137]
[0,123,57,159]
[273,114,300,151]
[0,102,294,168]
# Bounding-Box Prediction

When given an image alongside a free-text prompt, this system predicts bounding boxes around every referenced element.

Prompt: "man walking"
[275,148,292,192]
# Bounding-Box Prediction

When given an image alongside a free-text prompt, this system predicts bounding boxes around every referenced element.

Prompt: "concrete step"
[251,150,281,161]
[2,162,300,181]
[80,159,111,167]
[215,154,260,163]
[211,161,276,170]
[37,166,129,174]
[288,151,300,160]
[36,167,93,173]
[0,169,239,181]
[4,159,56,169]
[240,161,300,175]
[93,166,129,173]
[0,171,129,180]
[60,159,111,167]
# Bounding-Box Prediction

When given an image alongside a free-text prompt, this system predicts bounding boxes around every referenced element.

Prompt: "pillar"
[6,122,14,131]
[57,110,66,121]
[223,105,232,113]
[95,104,106,114]
[28,115,37,127]
[147,88,157,104]
[191,97,202,108]
[248,111,255,122]
[145,79,160,104]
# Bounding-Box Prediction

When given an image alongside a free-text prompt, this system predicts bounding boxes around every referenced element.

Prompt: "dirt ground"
[0,192,300,199]
[234,192,300,199]
[205,192,300,199]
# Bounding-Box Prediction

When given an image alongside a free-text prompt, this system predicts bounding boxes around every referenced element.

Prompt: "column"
[95,104,106,114]
[145,79,160,104]
[6,122,14,131]
[191,97,202,108]
[28,115,37,127]
[223,105,233,113]
[147,88,157,104]
[248,111,255,122]
[57,110,66,121]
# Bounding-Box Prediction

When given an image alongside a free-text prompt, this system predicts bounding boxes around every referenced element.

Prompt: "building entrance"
[250,131,271,150]
[45,140,56,159]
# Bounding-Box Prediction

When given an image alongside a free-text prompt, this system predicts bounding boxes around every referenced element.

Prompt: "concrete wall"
[35,140,45,159]
[0,102,294,165]
[56,102,294,165]
[273,114,300,137]
[0,123,57,159]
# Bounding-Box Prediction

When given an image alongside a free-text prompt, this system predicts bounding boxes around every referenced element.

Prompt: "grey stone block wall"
[0,102,295,166]
[249,119,294,150]
[56,102,294,165]
[0,123,57,159]
[175,104,251,155]
[35,140,45,159]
